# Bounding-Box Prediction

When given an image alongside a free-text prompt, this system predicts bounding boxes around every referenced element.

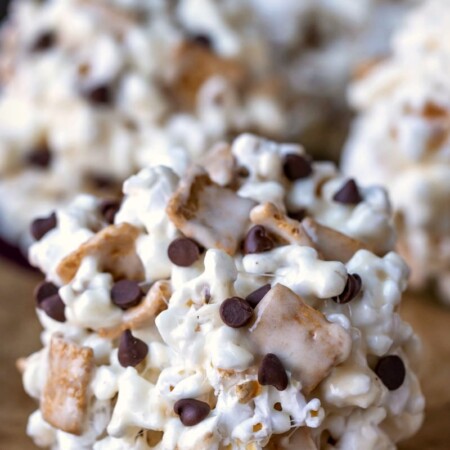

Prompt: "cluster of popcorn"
[0,0,419,250]
[343,0,450,302]
[21,134,424,449]
[247,0,418,157]
[0,0,284,248]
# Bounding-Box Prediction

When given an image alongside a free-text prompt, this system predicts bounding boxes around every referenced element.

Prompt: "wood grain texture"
[1,258,449,449]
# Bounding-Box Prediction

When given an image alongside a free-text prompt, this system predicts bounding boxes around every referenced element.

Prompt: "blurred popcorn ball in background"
[0,0,417,251]
[343,0,450,303]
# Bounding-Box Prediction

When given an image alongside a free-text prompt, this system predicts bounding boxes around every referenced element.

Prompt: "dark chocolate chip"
[30,212,57,241]
[99,199,121,224]
[168,237,201,267]
[332,274,362,304]
[375,355,406,391]
[220,297,253,328]
[84,84,113,106]
[283,154,313,181]
[327,435,337,446]
[190,34,212,49]
[26,145,52,168]
[287,209,307,222]
[303,19,323,49]
[245,284,271,309]
[333,179,362,204]
[111,280,143,310]
[118,330,148,368]
[174,398,211,426]
[258,353,288,391]
[31,31,56,52]
[243,226,274,255]
[87,173,119,191]
[34,281,59,308]
[237,166,250,178]
[40,294,66,322]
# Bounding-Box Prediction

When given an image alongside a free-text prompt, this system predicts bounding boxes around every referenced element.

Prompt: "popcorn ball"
[342,0,450,302]
[20,134,424,449]
[0,0,284,248]
[0,0,420,251]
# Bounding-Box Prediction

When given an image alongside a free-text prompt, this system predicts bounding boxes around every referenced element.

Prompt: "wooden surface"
[1,258,450,449]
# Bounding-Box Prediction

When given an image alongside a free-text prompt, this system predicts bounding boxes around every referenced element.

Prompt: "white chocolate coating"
[342,0,450,302]
[22,134,423,449]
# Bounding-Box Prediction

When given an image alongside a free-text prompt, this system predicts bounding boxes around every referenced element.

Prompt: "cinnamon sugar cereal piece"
[250,284,351,393]
[302,217,369,263]
[169,41,246,110]
[56,223,144,284]
[41,335,94,435]
[166,167,255,255]
[99,281,171,339]
[250,202,314,247]
[201,142,236,187]
[266,427,318,450]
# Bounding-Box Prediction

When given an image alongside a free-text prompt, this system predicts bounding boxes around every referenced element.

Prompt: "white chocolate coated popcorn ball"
[247,0,420,159]
[342,0,450,302]
[21,134,423,449]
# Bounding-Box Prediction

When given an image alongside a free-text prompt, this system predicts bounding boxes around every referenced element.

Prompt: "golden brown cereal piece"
[99,281,171,339]
[302,217,369,263]
[166,167,255,255]
[265,427,318,449]
[250,284,351,393]
[201,142,236,187]
[250,203,314,247]
[41,335,94,435]
[56,223,144,284]
[169,41,246,110]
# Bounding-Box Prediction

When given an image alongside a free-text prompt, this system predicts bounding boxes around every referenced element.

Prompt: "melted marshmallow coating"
[343,0,450,302]
[23,134,423,449]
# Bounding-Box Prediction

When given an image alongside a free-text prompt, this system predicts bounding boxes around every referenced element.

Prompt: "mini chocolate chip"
[84,84,113,106]
[258,353,288,391]
[40,294,66,322]
[30,212,57,241]
[327,435,337,446]
[303,19,323,49]
[375,355,406,391]
[283,154,313,181]
[190,34,212,48]
[237,166,250,178]
[243,226,274,255]
[87,173,119,191]
[168,237,201,267]
[174,398,211,426]
[26,145,52,168]
[34,281,59,308]
[99,199,121,224]
[333,179,362,204]
[220,297,253,328]
[287,208,307,222]
[31,31,56,52]
[245,284,271,309]
[118,330,148,368]
[332,274,362,304]
[111,280,143,310]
